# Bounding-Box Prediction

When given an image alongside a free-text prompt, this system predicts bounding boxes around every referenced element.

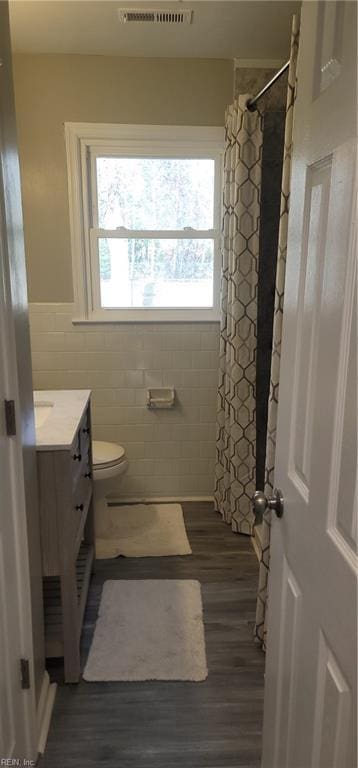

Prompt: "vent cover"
[118,8,193,24]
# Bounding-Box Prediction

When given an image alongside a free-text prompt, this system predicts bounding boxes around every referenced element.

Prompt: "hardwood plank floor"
[40,502,265,768]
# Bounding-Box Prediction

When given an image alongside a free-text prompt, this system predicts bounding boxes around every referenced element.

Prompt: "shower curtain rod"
[246,59,290,112]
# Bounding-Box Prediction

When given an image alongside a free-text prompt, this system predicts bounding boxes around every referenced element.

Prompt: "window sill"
[72,311,221,325]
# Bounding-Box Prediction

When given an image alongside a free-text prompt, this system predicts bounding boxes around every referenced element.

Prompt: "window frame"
[65,123,224,323]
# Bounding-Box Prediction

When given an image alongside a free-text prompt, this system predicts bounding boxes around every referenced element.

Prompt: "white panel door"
[262,3,357,767]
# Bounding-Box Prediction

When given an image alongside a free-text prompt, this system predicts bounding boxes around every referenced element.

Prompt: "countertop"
[34,389,91,451]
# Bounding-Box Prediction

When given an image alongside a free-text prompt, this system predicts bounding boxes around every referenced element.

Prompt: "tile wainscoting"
[29,304,220,499]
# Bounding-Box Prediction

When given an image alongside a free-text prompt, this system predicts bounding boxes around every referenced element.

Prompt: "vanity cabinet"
[35,391,94,683]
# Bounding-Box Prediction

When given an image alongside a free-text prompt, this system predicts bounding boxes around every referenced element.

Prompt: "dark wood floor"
[40,502,265,768]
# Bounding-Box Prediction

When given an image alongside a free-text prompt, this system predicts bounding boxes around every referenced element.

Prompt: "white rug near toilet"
[83,579,208,682]
[95,503,192,559]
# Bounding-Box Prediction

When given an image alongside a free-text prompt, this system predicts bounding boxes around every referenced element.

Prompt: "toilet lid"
[92,440,125,467]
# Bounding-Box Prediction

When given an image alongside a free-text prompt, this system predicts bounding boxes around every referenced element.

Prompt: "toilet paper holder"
[147,387,175,409]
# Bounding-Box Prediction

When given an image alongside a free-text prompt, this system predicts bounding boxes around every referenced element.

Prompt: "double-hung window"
[65,123,224,322]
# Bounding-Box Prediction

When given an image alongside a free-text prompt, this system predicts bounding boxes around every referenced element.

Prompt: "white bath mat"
[95,503,192,559]
[83,579,208,682]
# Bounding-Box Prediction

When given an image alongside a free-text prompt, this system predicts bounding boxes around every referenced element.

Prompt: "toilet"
[92,441,128,535]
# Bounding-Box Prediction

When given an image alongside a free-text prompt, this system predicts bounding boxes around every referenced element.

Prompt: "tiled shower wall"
[29,303,220,498]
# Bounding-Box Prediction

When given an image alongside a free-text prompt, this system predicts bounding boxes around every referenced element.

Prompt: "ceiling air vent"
[118,8,193,24]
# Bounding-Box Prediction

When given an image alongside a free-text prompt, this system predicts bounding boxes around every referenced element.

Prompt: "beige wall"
[13,53,231,498]
[13,53,233,302]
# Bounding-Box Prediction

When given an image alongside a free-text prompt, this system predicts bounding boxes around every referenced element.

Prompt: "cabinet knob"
[73,453,82,461]
[84,471,92,479]
[75,503,84,512]
[83,427,90,435]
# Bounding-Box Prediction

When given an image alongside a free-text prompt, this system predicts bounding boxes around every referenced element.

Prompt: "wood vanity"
[34,390,94,683]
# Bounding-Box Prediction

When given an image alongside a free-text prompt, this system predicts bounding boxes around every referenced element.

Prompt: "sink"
[34,401,54,429]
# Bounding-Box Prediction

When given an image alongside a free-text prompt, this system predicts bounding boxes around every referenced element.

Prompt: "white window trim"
[65,122,224,323]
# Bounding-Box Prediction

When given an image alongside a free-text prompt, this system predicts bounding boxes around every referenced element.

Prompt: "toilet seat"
[92,440,126,469]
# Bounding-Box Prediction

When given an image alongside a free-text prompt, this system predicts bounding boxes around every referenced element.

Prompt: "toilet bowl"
[92,441,128,536]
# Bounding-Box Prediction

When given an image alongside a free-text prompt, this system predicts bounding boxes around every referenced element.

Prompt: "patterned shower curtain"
[214,95,263,534]
[254,15,300,648]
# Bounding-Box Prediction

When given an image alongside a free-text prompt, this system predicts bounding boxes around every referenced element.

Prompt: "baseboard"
[251,535,260,561]
[108,495,214,505]
[36,670,57,755]
[251,526,263,562]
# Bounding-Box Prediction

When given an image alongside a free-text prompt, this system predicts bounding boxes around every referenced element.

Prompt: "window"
[66,124,224,322]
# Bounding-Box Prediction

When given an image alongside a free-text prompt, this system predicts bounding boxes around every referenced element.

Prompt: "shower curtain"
[254,15,300,648]
[214,95,263,534]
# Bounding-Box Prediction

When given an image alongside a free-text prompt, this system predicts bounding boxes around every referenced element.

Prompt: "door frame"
[0,80,37,768]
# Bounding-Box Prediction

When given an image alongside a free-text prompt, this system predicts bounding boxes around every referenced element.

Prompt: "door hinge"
[20,658,30,690]
[4,399,16,436]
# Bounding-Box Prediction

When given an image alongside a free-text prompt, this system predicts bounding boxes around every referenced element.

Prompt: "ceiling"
[9,0,300,60]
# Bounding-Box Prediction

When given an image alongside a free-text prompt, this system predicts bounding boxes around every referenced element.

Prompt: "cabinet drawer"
[71,442,91,490]
[71,409,92,488]
[72,472,93,560]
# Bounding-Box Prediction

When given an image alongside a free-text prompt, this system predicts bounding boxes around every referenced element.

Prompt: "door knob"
[252,488,284,525]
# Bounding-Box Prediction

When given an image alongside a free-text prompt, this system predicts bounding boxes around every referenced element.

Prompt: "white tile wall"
[29,304,220,499]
